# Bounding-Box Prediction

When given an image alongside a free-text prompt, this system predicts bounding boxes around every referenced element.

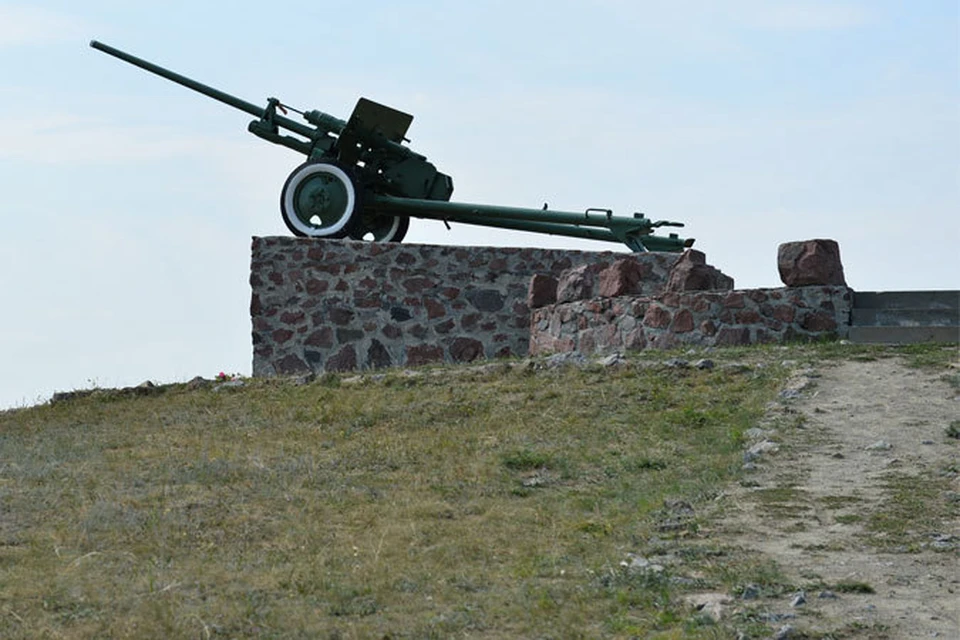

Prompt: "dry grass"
[0,343,950,638]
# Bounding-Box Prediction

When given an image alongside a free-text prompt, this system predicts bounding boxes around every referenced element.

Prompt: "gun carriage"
[90,41,693,252]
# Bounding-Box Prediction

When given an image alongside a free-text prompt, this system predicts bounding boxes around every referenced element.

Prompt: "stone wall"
[529,286,853,356]
[250,237,687,376]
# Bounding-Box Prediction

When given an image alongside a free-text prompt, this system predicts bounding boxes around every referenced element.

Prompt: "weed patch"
[833,580,876,594]
[0,348,796,637]
[865,472,958,550]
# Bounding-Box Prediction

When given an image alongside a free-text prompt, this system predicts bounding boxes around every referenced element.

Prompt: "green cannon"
[90,40,694,252]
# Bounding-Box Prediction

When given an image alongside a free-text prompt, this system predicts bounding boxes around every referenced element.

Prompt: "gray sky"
[1,1,957,408]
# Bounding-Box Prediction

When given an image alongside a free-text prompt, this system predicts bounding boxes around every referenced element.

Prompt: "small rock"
[774,624,796,640]
[762,613,796,622]
[620,554,664,574]
[545,352,586,368]
[293,373,316,385]
[213,380,245,392]
[790,591,806,607]
[125,381,161,397]
[522,475,547,488]
[779,375,814,400]
[683,592,732,622]
[744,427,769,440]
[694,358,715,370]
[740,584,760,600]
[865,440,893,451]
[663,358,689,369]
[744,440,780,462]
[657,499,696,532]
[663,499,695,516]
[599,353,626,368]
[930,533,956,551]
[186,376,210,390]
[818,590,838,599]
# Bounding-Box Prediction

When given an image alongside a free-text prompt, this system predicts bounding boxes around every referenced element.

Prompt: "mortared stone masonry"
[251,237,852,376]
[250,237,684,376]
[529,285,852,356]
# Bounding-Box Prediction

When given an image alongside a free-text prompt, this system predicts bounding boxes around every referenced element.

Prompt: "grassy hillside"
[0,344,951,638]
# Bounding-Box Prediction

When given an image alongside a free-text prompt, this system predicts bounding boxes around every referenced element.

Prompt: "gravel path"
[717,356,959,639]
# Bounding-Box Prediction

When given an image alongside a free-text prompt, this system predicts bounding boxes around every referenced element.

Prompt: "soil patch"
[714,356,959,638]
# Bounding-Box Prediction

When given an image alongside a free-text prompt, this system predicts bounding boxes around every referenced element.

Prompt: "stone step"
[848,325,959,345]
[853,290,959,311]
[851,307,960,327]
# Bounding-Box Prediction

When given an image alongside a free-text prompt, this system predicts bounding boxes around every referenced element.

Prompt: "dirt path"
[715,356,959,639]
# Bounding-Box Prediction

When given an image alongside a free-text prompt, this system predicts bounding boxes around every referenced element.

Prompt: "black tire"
[346,209,410,243]
[279,161,360,238]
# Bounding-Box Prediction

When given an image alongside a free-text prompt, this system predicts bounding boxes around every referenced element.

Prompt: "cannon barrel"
[369,195,692,252]
[89,40,321,141]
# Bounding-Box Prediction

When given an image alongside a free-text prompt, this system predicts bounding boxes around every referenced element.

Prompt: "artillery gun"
[90,41,693,252]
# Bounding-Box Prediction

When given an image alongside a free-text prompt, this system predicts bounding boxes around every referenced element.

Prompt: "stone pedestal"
[251,238,686,376]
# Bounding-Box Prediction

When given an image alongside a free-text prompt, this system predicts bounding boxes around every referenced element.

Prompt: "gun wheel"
[280,161,359,238]
[347,210,409,243]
